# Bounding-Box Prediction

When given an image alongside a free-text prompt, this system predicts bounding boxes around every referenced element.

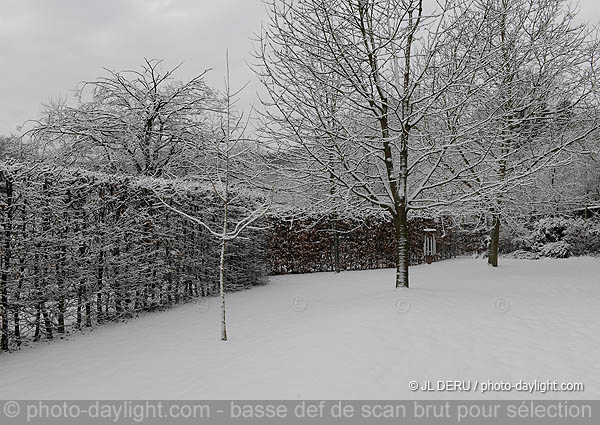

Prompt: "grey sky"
[0,0,599,135]
[0,0,267,135]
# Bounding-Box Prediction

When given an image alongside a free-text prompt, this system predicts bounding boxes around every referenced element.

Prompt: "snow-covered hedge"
[266,214,484,274]
[0,162,266,350]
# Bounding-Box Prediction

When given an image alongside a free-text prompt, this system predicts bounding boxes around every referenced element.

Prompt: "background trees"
[467,0,600,266]
[28,59,219,177]
[256,0,600,284]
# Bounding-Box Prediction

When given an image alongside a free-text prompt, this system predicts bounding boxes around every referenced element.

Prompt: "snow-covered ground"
[0,257,598,399]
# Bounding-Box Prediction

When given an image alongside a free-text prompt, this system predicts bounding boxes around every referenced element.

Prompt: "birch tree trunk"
[219,237,228,341]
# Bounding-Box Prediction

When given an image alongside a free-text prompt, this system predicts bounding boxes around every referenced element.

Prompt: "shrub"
[564,218,600,255]
[502,216,600,256]
[532,217,571,244]
[539,241,571,258]
[505,250,540,260]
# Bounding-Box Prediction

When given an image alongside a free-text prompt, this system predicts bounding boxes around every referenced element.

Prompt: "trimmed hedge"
[266,214,484,274]
[0,162,266,349]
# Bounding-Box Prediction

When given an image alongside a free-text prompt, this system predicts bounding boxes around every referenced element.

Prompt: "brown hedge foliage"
[266,215,485,274]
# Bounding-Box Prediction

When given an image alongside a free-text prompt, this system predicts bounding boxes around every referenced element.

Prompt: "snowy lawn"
[0,257,598,399]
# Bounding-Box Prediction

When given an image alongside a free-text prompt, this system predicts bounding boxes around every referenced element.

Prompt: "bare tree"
[156,54,270,340]
[255,0,500,287]
[27,59,218,177]
[464,0,600,266]
[256,0,600,284]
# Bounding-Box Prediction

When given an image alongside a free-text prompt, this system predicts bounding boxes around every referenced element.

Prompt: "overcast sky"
[0,0,599,135]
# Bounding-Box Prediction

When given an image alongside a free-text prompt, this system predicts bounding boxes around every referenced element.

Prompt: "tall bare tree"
[255,0,500,287]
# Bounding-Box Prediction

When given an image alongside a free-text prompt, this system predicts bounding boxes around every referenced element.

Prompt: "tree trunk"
[334,230,340,273]
[331,218,340,273]
[166,243,173,305]
[13,262,23,347]
[113,246,122,316]
[393,137,410,289]
[85,286,92,327]
[33,304,41,342]
[328,167,341,273]
[41,303,53,340]
[57,297,66,334]
[219,238,228,341]
[76,285,83,328]
[394,206,410,288]
[0,282,8,351]
[1,177,13,351]
[96,251,104,324]
[33,251,42,341]
[14,220,26,348]
[13,308,20,347]
[488,212,501,267]
[0,279,9,351]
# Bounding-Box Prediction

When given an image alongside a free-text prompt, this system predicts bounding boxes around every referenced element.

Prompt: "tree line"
[254,0,600,286]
